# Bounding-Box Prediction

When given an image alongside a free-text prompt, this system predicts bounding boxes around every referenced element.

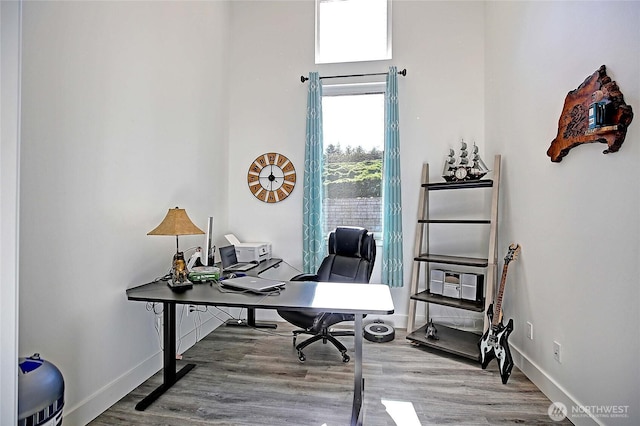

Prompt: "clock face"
[247,153,296,203]
[454,166,468,181]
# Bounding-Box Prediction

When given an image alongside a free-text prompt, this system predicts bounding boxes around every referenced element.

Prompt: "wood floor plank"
[89,323,572,425]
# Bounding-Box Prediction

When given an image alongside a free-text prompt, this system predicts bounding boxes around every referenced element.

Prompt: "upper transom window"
[315,0,392,64]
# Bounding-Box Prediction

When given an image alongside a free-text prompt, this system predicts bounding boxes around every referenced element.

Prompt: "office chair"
[278,226,376,363]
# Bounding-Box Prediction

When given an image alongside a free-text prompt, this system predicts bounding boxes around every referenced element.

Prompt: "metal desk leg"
[351,313,364,426]
[135,302,196,411]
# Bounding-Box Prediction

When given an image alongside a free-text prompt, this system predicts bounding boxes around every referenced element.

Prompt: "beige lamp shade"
[147,207,205,237]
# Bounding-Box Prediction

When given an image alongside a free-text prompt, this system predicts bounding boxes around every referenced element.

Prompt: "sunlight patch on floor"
[381,399,422,426]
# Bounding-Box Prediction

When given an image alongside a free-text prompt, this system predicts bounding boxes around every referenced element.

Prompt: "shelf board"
[418,219,491,224]
[423,179,493,190]
[411,290,485,312]
[407,323,481,361]
[584,124,618,136]
[414,253,489,267]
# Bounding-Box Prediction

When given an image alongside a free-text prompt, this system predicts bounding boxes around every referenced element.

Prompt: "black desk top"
[240,257,283,277]
[126,279,395,315]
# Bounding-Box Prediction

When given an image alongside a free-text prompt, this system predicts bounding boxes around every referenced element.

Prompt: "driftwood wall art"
[547,65,633,162]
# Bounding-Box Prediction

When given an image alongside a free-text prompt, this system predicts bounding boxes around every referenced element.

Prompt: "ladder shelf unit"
[406,155,501,361]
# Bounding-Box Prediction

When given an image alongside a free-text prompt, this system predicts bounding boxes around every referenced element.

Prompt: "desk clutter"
[186,265,285,295]
[189,266,220,282]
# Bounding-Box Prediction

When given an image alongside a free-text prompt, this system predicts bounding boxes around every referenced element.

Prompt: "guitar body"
[479,303,514,384]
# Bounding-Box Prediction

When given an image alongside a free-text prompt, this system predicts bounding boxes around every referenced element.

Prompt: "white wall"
[18,1,231,424]
[1,2,22,424]
[485,2,640,425]
[13,1,639,425]
[227,0,487,325]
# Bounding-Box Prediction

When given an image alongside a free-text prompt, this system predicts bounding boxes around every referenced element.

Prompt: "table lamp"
[148,207,204,290]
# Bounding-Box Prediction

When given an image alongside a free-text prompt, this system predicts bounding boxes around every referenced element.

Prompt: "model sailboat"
[442,141,490,182]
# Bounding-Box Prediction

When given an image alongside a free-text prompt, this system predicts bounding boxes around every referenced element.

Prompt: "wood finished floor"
[90,323,572,425]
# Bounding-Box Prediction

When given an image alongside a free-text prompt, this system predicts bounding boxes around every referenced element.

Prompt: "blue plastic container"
[18,353,64,426]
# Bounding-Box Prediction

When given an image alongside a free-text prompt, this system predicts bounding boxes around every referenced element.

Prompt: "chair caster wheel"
[341,353,350,363]
[297,351,306,362]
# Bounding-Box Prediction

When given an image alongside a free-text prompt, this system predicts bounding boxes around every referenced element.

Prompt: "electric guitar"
[478,243,521,384]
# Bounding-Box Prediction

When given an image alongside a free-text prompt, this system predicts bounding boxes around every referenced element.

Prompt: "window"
[322,83,385,237]
[316,0,392,64]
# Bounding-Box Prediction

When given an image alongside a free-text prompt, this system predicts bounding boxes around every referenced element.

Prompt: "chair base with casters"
[278,227,376,363]
[281,311,355,363]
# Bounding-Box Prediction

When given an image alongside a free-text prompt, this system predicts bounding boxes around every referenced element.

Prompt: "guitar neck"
[489,244,520,328]
[492,262,510,327]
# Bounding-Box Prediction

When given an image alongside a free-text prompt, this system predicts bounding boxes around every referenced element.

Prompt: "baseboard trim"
[511,343,600,426]
[63,316,221,426]
[62,351,161,426]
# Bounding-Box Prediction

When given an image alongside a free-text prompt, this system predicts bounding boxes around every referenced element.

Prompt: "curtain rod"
[300,68,407,83]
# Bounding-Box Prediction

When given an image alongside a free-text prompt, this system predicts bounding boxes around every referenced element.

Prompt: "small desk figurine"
[172,252,190,284]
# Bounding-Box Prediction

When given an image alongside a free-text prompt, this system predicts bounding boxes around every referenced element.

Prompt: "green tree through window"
[324,146,382,198]
[322,91,384,235]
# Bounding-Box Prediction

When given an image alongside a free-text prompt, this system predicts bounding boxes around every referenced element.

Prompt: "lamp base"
[167,279,193,292]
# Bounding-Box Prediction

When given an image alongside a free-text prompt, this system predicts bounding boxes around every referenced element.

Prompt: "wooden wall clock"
[247,152,296,203]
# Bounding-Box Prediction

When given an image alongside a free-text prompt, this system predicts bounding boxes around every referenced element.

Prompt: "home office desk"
[126,279,394,426]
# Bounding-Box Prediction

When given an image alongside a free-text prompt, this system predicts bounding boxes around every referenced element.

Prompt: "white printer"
[225,234,272,263]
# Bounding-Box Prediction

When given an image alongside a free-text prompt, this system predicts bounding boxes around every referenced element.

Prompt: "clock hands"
[265,166,276,191]
[259,165,284,192]
[269,166,275,191]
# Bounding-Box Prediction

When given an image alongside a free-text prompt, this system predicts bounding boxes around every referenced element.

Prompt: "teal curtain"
[382,66,404,287]
[302,72,326,273]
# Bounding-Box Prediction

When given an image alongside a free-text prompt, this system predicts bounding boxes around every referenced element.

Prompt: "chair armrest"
[290,273,320,282]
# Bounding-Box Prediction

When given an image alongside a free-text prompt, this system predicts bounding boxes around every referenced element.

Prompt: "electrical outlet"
[526,322,533,340]
[553,341,561,363]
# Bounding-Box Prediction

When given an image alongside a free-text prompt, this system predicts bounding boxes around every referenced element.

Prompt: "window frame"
[315,0,392,65]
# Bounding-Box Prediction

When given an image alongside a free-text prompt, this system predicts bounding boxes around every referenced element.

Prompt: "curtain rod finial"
[301,75,309,83]
[398,68,407,76]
